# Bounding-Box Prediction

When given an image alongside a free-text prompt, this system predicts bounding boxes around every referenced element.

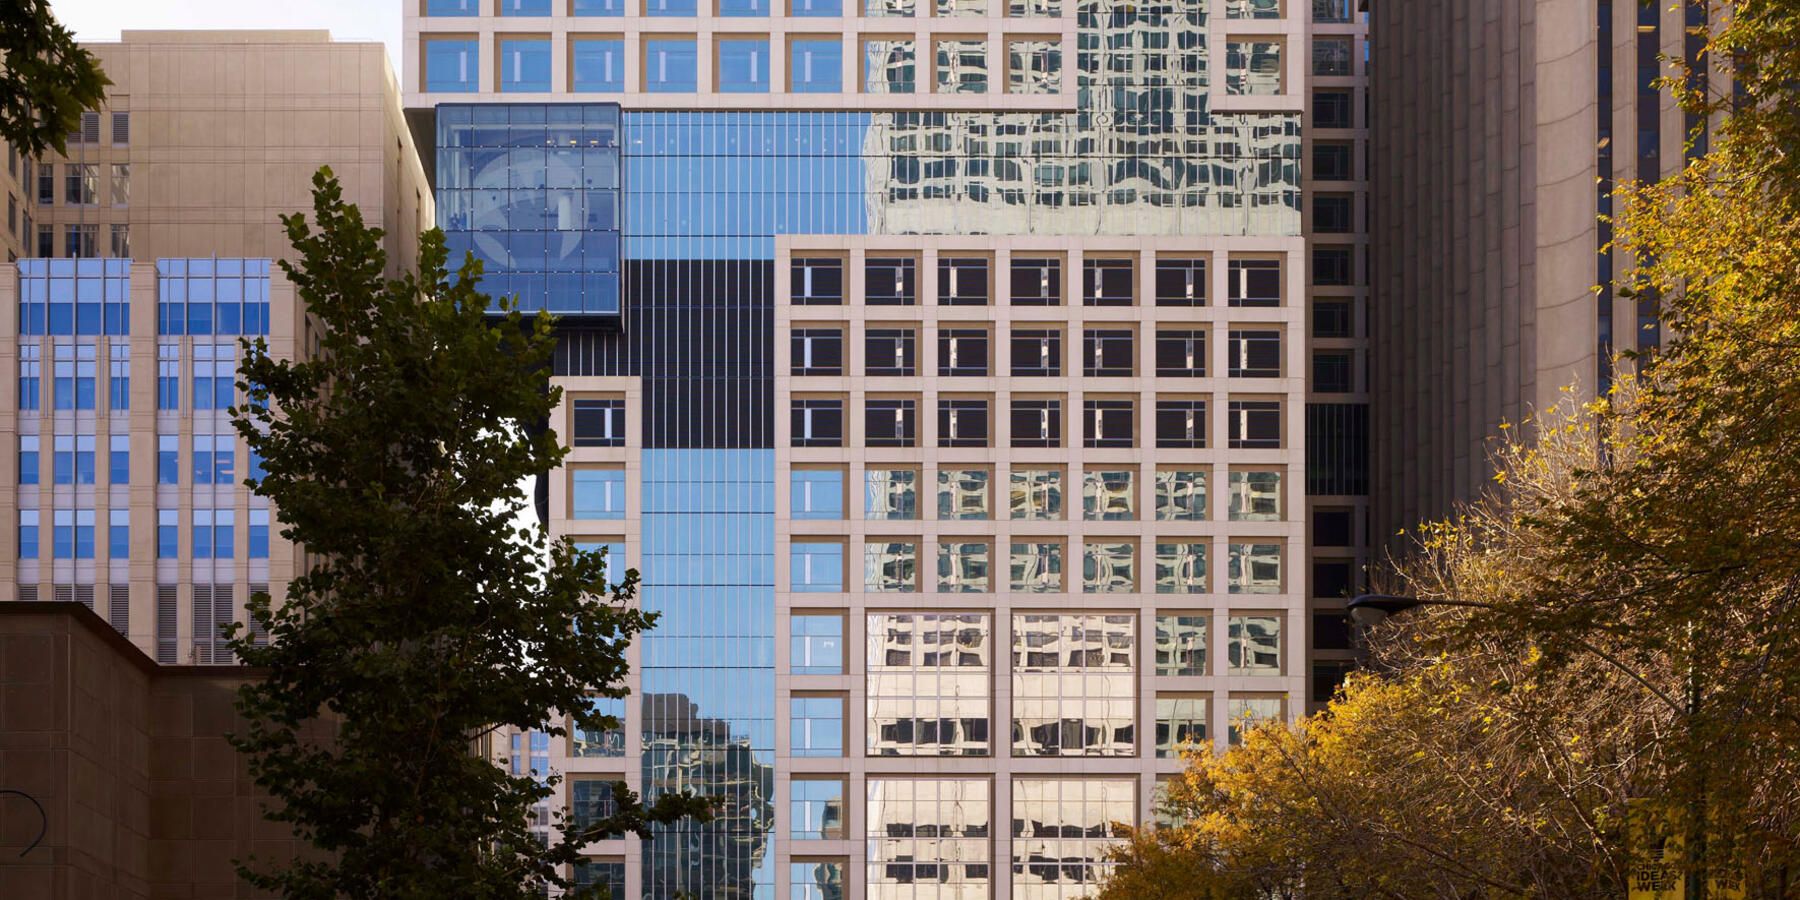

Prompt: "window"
[157,344,179,410]
[569,779,619,833]
[247,448,266,485]
[1009,328,1060,377]
[1228,615,1281,674]
[1313,141,1353,181]
[1313,612,1353,651]
[157,435,178,485]
[790,40,843,92]
[426,0,479,14]
[937,398,989,447]
[37,163,53,204]
[1009,541,1062,592]
[792,398,844,447]
[425,39,478,92]
[109,509,129,559]
[1312,245,1353,285]
[1227,400,1282,448]
[644,0,700,13]
[1314,660,1355,703]
[1228,544,1283,594]
[1313,193,1353,232]
[792,257,844,304]
[865,327,914,376]
[18,510,38,559]
[1314,559,1353,601]
[864,540,917,592]
[193,509,234,559]
[52,344,95,410]
[191,343,233,410]
[53,435,95,485]
[1007,39,1061,93]
[192,434,234,485]
[498,39,551,92]
[1227,330,1281,378]
[1156,614,1207,676]
[571,468,626,519]
[1314,299,1353,338]
[718,40,770,92]
[108,345,128,410]
[1313,507,1353,547]
[1082,469,1135,521]
[645,40,699,92]
[1154,399,1206,449]
[1156,696,1209,758]
[937,328,989,377]
[1082,258,1134,306]
[791,469,845,519]
[1082,328,1134,376]
[35,224,52,258]
[791,0,842,14]
[1010,257,1061,305]
[791,328,844,376]
[498,0,551,12]
[1228,0,1280,16]
[1083,541,1136,593]
[936,469,989,520]
[1011,615,1136,755]
[791,613,845,674]
[937,541,991,592]
[573,696,627,758]
[792,695,845,756]
[53,509,95,559]
[720,0,768,14]
[1225,40,1282,94]
[574,0,624,11]
[1313,0,1353,22]
[64,224,97,258]
[110,164,129,206]
[1009,397,1062,448]
[1228,697,1283,744]
[863,39,917,93]
[571,398,626,446]
[792,861,846,900]
[572,40,625,91]
[866,613,991,755]
[936,257,989,305]
[65,163,98,205]
[791,779,846,840]
[18,435,38,484]
[866,398,917,447]
[1313,36,1353,76]
[1155,258,1207,306]
[791,541,845,592]
[249,509,270,559]
[935,39,989,93]
[156,509,176,558]
[18,345,39,410]
[867,780,991,890]
[864,469,918,519]
[1314,350,1354,393]
[1009,468,1063,520]
[1228,259,1282,307]
[1155,542,1208,593]
[865,256,916,304]
[1314,88,1353,128]
[1082,399,1134,448]
[1227,471,1281,521]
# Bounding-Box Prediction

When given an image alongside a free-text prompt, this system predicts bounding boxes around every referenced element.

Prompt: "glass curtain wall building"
[407,1,1367,897]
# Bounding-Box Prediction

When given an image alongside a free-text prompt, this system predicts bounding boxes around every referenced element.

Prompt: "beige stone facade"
[3,31,432,667]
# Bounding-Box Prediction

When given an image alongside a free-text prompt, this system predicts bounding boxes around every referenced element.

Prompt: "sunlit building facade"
[405,0,1367,896]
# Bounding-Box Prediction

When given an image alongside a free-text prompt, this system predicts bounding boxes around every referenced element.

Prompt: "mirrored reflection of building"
[405,0,1368,896]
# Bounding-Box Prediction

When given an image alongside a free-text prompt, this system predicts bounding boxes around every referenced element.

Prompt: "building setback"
[1368,0,1712,538]
[2,31,431,665]
[405,0,1369,897]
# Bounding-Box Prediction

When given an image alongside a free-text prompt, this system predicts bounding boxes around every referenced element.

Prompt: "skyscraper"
[1368,0,1710,536]
[3,31,432,663]
[404,0,1368,896]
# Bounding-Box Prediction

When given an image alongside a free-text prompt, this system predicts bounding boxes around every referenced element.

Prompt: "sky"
[52,0,404,68]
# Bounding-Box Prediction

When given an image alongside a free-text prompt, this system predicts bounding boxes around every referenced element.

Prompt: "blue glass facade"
[17,259,131,336]
[436,104,623,318]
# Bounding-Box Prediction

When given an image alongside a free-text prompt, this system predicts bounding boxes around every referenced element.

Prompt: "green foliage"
[224,168,708,900]
[0,0,110,157]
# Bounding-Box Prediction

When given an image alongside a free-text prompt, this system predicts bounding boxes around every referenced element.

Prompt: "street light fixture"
[1345,593,1422,629]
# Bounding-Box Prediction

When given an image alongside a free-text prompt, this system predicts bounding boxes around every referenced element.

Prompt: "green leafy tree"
[0,0,110,157]
[224,168,708,900]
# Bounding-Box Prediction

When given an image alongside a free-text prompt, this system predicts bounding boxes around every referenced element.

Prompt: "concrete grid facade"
[408,0,1370,898]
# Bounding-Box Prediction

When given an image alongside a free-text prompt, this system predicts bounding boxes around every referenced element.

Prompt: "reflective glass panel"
[791,695,846,756]
[790,40,844,93]
[1155,696,1209,758]
[936,541,991,592]
[936,40,989,94]
[1155,615,1207,676]
[1082,469,1135,521]
[1226,470,1281,521]
[863,40,916,93]
[1228,615,1281,675]
[719,40,771,92]
[1154,542,1207,593]
[1009,468,1063,520]
[1082,542,1135,593]
[1008,40,1062,94]
[498,40,552,93]
[1011,614,1136,756]
[1228,696,1283,744]
[864,469,919,519]
[936,468,990,520]
[791,613,845,674]
[866,780,991,893]
[866,613,992,756]
[1227,542,1282,593]
[1009,541,1062,593]
[1155,469,1207,521]
[572,40,625,92]
[791,779,846,839]
[646,40,699,91]
[1011,779,1133,898]
[791,541,846,592]
[425,39,478,93]
[864,540,917,591]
